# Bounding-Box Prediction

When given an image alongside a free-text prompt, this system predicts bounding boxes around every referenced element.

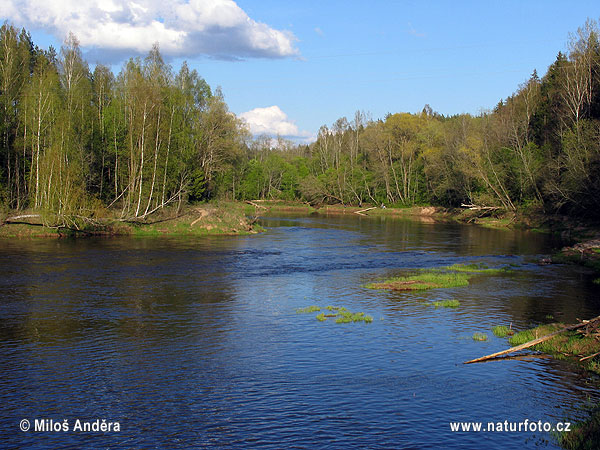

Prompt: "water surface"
[1,213,599,448]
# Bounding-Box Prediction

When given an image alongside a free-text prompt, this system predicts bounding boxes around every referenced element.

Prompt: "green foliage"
[440,263,511,274]
[558,405,600,450]
[472,332,488,341]
[366,271,471,291]
[431,299,461,308]
[296,305,321,314]
[491,325,512,338]
[296,305,373,324]
[3,19,600,223]
[188,169,207,202]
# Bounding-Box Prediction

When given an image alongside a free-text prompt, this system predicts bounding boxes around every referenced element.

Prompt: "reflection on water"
[1,213,599,449]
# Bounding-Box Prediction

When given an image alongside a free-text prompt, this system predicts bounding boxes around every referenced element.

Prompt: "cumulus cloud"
[4,0,298,60]
[239,106,312,141]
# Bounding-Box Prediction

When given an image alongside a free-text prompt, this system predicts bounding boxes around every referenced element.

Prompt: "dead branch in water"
[464,315,600,364]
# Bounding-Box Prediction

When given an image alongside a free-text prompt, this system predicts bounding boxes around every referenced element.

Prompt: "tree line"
[1,19,600,222]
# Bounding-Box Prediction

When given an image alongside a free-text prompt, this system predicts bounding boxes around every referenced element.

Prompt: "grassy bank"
[242,200,447,220]
[0,202,261,238]
[508,323,600,375]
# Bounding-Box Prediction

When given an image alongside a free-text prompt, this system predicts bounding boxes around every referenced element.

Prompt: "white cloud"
[4,0,298,60]
[239,105,313,141]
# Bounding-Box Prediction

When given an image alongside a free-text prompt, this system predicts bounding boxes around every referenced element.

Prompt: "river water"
[1,213,599,449]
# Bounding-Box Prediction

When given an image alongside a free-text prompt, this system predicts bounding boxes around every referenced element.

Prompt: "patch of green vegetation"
[593,278,600,285]
[587,360,600,375]
[366,262,512,292]
[296,305,321,314]
[557,405,600,450]
[297,305,373,324]
[545,314,555,319]
[431,299,461,308]
[366,271,471,291]
[509,324,600,361]
[472,332,488,341]
[440,263,511,274]
[492,325,513,338]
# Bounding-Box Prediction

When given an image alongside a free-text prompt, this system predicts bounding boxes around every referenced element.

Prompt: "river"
[1,213,599,449]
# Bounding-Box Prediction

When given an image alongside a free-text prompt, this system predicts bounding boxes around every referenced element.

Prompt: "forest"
[1,19,600,225]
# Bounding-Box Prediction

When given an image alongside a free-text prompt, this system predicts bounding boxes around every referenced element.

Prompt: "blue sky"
[3,0,599,141]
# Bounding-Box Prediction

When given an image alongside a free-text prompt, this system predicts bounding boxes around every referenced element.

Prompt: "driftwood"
[464,315,600,364]
[580,351,600,362]
[354,207,377,216]
[460,203,501,211]
[3,214,42,224]
[246,200,268,210]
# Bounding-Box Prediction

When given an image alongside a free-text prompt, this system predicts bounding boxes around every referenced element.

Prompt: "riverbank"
[0,202,260,238]
[242,200,450,222]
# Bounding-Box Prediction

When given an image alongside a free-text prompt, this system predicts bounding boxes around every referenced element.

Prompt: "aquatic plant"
[366,271,471,291]
[491,325,513,338]
[335,310,367,323]
[472,332,488,341]
[440,263,511,274]
[295,305,372,324]
[366,262,513,292]
[431,299,460,308]
[296,305,321,314]
[298,305,373,324]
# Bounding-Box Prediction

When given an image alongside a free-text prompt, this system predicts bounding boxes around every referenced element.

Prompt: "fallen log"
[354,207,377,216]
[464,315,600,364]
[245,200,268,210]
[3,214,42,224]
[460,203,501,211]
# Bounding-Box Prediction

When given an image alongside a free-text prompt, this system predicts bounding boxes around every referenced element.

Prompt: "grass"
[297,305,373,324]
[557,405,600,450]
[296,305,321,313]
[439,263,511,274]
[366,262,513,292]
[0,203,261,239]
[431,299,461,308]
[472,332,488,341]
[508,324,600,373]
[366,271,471,291]
[491,325,514,338]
